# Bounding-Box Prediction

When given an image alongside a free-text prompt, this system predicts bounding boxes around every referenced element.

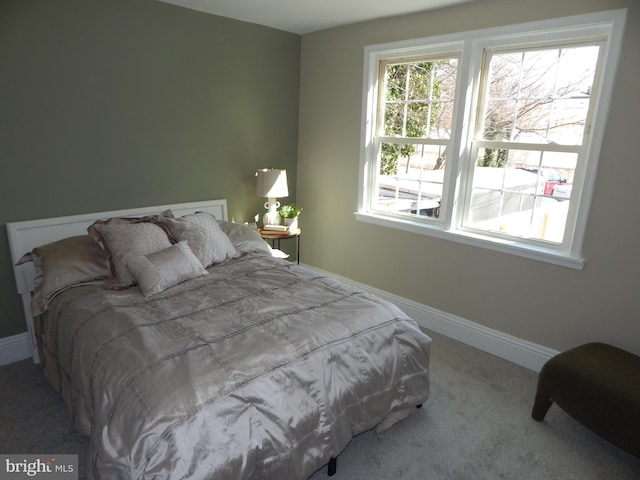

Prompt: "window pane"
[384,103,405,136]
[482,45,599,145]
[383,59,458,140]
[547,98,592,144]
[376,143,445,218]
[406,102,430,138]
[467,148,574,242]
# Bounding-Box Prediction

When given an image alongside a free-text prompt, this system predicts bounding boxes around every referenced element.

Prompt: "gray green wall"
[297,0,640,355]
[0,0,300,338]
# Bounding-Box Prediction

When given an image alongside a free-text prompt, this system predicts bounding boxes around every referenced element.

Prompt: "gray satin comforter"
[37,252,431,479]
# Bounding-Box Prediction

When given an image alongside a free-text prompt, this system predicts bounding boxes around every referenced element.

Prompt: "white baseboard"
[0,332,33,366]
[302,264,559,372]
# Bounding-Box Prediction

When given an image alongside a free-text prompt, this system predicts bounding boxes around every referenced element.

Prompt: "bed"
[7,199,431,479]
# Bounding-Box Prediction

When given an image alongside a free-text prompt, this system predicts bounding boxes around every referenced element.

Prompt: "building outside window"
[357,10,626,268]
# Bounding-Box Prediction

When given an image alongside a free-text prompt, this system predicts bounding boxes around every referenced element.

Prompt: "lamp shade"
[255,168,288,198]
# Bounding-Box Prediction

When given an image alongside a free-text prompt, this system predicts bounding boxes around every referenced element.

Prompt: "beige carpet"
[2,330,638,479]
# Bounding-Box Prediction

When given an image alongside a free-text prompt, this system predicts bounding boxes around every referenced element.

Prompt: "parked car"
[541,169,567,196]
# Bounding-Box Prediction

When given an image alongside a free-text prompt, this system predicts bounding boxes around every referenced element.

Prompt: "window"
[357,10,626,268]
[375,57,458,219]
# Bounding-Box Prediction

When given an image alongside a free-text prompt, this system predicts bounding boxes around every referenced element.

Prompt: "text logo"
[0,455,77,480]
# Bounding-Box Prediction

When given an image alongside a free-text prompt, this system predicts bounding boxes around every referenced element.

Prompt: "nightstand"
[260,228,301,264]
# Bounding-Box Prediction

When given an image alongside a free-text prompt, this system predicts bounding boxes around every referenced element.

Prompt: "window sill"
[354,211,585,270]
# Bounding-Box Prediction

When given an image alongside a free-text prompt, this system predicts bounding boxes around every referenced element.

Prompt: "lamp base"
[263,198,281,226]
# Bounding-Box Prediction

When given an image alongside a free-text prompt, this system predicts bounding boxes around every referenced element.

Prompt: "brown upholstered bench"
[532,342,640,458]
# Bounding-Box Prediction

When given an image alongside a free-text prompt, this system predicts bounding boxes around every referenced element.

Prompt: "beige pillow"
[126,241,208,297]
[155,212,238,268]
[17,235,109,315]
[88,221,173,289]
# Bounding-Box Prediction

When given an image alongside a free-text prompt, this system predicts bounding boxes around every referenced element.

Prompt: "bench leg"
[328,457,337,476]
[531,392,553,421]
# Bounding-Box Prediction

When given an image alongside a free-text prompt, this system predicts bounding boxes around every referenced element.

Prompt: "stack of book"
[262,224,290,232]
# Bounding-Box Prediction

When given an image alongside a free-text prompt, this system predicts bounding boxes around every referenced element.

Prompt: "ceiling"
[155,0,476,35]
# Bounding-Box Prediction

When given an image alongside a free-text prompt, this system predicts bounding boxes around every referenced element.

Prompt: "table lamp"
[255,168,288,225]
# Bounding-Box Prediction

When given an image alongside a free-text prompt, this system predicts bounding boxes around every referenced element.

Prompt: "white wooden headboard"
[6,198,228,363]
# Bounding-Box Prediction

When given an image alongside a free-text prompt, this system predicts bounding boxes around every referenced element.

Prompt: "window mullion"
[474,140,581,153]
[453,41,486,233]
[377,136,450,146]
[402,64,411,137]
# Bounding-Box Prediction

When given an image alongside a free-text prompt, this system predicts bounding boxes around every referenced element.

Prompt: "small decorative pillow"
[88,220,173,289]
[126,241,208,297]
[17,235,109,315]
[218,221,271,255]
[155,212,238,268]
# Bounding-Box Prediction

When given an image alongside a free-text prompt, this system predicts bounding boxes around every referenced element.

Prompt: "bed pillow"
[17,235,109,315]
[88,220,173,289]
[155,212,238,268]
[126,241,208,297]
[218,221,272,255]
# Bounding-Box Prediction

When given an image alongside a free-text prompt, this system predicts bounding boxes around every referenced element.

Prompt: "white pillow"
[218,221,271,255]
[88,221,173,289]
[156,212,238,268]
[126,241,208,297]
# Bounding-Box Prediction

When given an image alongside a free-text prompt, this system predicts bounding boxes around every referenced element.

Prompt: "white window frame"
[356,10,626,269]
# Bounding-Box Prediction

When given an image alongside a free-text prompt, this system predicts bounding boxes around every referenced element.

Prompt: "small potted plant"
[278,204,302,232]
